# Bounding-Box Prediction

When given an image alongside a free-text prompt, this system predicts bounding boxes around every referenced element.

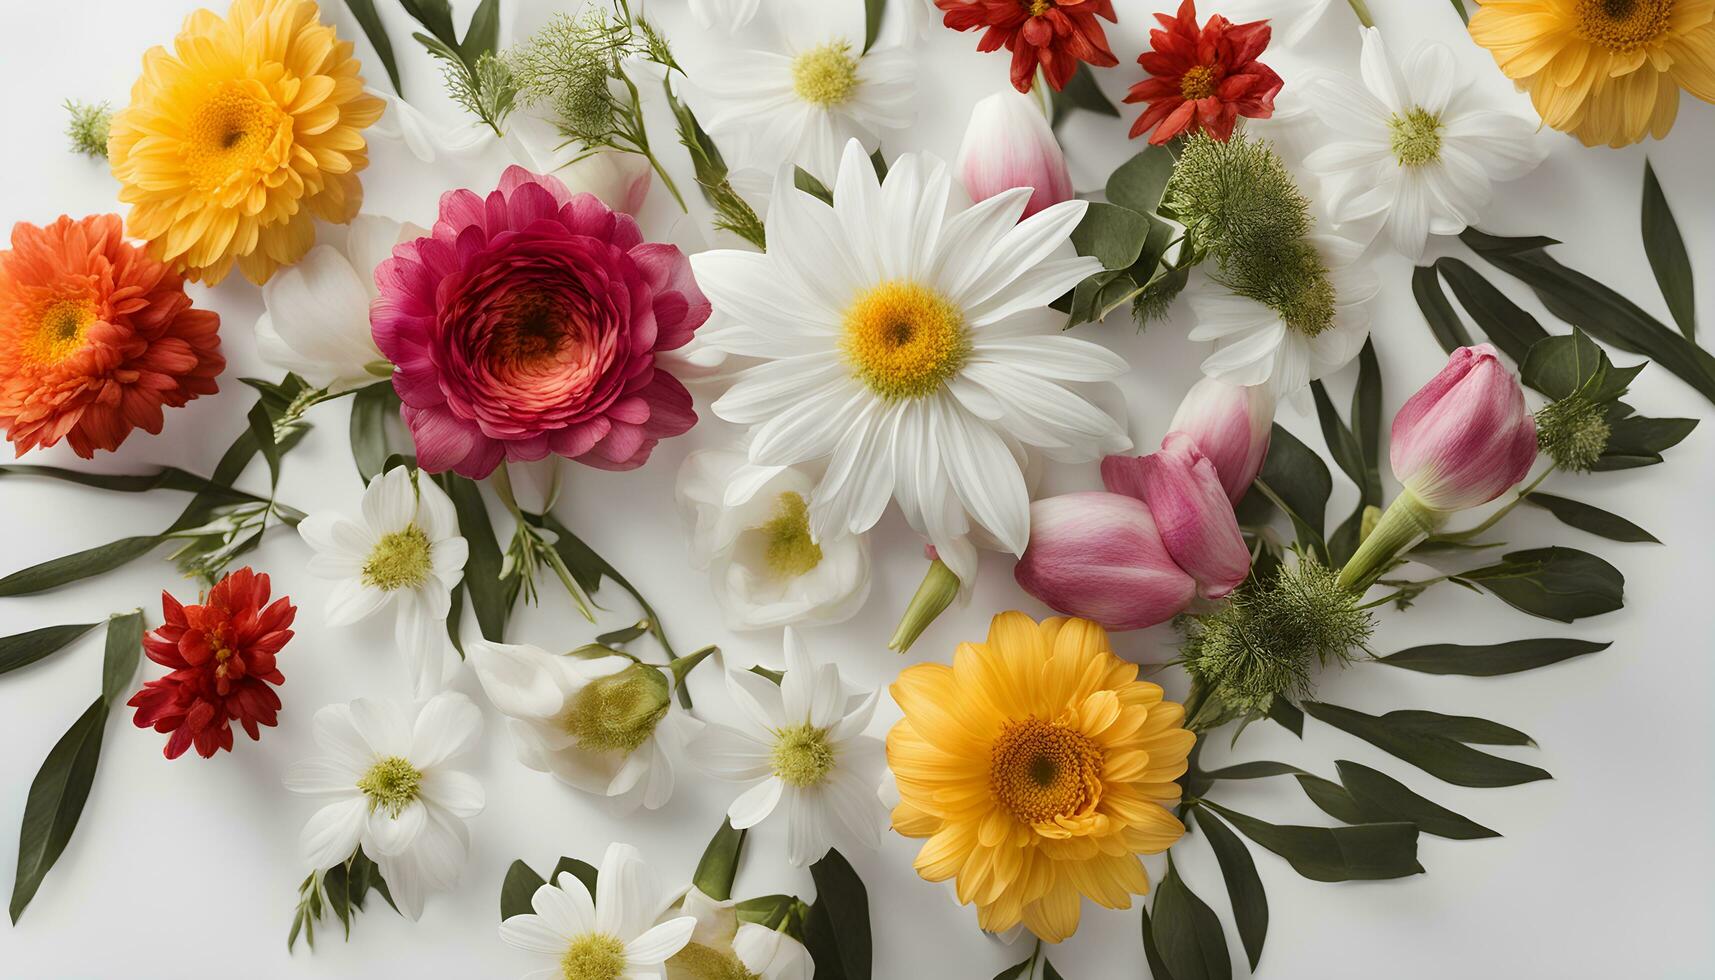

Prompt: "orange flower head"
[0,214,223,457]
[887,611,1195,943]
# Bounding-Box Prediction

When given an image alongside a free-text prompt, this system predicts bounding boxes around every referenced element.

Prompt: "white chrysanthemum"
[470,640,702,813]
[1301,28,1545,259]
[1186,234,1379,400]
[694,3,914,182]
[665,886,814,980]
[689,140,1130,581]
[500,844,697,980]
[298,467,468,696]
[688,629,887,867]
[283,693,484,920]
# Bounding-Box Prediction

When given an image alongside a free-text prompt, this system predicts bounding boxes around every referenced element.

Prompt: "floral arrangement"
[1,0,1708,976]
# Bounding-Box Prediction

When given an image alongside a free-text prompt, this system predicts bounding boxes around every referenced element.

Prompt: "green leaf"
[692,818,746,902]
[1310,380,1367,498]
[1382,709,1535,746]
[1455,546,1625,622]
[1641,160,1696,340]
[1252,425,1331,561]
[862,0,886,52]
[398,0,460,52]
[1434,258,1549,366]
[1518,329,1642,402]
[246,400,283,491]
[1194,808,1267,970]
[460,0,500,61]
[0,536,166,597]
[1335,761,1499,840]
[805,849,871,980]
[499,860,545,920]
[1294,774,1372,825]
[551,857,599,897]
[1049,63,1119,128]
[1267,698,1303,737]
[1374,637,1609,676]
[1150,857,1231,980]
[1412,264,1475,354]
[1198,802,1423,883]
[1139,903,1177,980]
[436,474,509,642]
[349,382,399,485]
[992,959,1031,980]
[1043,959,1065,980]
[99,611,143,708]
[1330,341,1383,565]
[0,463,265,506]
[342,0,403,95]
[794,167,834,205]
[1070,203,1154,271]
[1523,492,1658,543]
[1106,146,1176,215]
[10,697,107,922]
[1302,701,1550,788]
[1449,0,1470,24]
[0,622,99,677]
[1596,412,1697,469]
[1199,760,1303,781]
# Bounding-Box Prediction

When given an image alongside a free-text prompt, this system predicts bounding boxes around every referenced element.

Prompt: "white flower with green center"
[689,140,1131,583]
[470,639,703,813]
[1301,27,1545,259]
[500,844,697,980]
[676,445,871,631]
[692,2,915,182]
[283,693,485,920]
[299,466,468,696]
[664,886,813,980]
[688,629,887,867]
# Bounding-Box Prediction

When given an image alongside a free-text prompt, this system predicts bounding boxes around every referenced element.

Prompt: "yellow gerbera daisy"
[108,0,385,284]
[887,611,1194,943]
[1470,0,1715,147]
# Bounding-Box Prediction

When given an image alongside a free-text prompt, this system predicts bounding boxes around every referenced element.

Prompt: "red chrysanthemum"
[128,567,294,760]
[1124,0,1282,144]
[936,0,1119,94]
[0,214,223,457]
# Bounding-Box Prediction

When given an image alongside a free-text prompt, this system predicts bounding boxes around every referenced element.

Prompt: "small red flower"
[936,0,1119,94]
[128,567,294,760]
[1125,0,1282,145]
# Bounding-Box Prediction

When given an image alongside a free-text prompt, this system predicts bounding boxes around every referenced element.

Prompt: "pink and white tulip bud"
[561,150,654,216]
[1102,433,1250,599]
[956,90,1075,219]
[1165,377,1276,504]
[1015,492,1198,631]
[1389,344,1538,513]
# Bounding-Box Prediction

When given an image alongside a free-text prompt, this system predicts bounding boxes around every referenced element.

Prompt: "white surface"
[2,1,1713,978]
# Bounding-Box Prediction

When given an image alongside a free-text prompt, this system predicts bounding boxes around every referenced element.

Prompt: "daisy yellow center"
[792,42,860,108]
[23,299,94,364]
[357,756,422,818]
[670,943,763,980]
[1388,107,1445,167]
[560,667,669,755]
[762,492,823,578]
[1576,0,1673,52]
[842,281,969,400]
[772,723,836,788]
[561,933,627,980]
[183,84,288,192]
[1180,65,1219,101]
[362,525,433,592]
[989,718,1103,825]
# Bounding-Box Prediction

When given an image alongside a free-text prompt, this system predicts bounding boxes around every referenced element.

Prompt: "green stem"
[1347,0,1376,28]
[1435,464,1557,543]
[1336,491,1442,593]
[1450,0,1471,26]
[888,558,961,653]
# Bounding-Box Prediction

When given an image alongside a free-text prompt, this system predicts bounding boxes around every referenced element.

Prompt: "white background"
[2,1,1713,978]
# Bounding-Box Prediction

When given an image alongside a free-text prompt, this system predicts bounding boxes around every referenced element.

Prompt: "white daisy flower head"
[688,628,888,867]
[283,692,485,920]
[665,885,814,980]
[1301,27,1546,260]
[500,843,697,980]
[689,139,1132,582]
[676,444,872,631]
[298,466,469,696]
[470,640,702,813]
[694,2,915,183]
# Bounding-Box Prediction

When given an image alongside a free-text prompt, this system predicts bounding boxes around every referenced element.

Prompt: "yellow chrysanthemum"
[887,611,1195,943]
[1470,0,1715,147]
[108,0,385,284]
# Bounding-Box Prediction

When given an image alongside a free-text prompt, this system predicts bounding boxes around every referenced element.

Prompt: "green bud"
[560,662,671,754]
[888,557,961,653]
[1533,395,1610,472]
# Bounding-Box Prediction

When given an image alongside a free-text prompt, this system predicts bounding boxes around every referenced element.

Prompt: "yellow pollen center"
[792,42,861,108]
[183,84,288,192]
[760,492,823,578]
[561,933,628,980]
[356,756,422,818]
[670,942,763,980]
[1576,0,1673,52]
[989,718,1104,826]
[559,667,670,755]
[362,524,434,592]
[842,281,968,400]
[23,299,94,364]
[772,723,836,787]
[1388,107,1444,166]
[1180,65,1220,101]
[1027,0,1054,14]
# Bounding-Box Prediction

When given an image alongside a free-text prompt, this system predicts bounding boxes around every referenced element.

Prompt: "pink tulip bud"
[1165,377,1276,504]
[1124,433,1250,599]
[956,90,1075,219]
[1015,492,1199,631]
[1390,344,1538,513]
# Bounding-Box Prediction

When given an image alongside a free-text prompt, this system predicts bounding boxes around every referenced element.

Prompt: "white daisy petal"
[728,777,786,830]
[624,916,698,966]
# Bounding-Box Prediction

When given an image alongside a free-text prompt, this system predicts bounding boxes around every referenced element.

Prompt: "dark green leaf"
[1309,381,1367,501]
[1294,774,1373,825]
[1140,904,1176,980]
[736,894,801,931]
[862,0,885,52]
[10,698,106,922]
[1070,203,1154,271]
[1351,339,1382,491]
[0,622,98,677]
[0,464,264,506]
[99,610,143,708]
[1150,857,1231,980]
[1043,959,1065,980]
[437,474,509,642]
[342,0,403,95]
[1199,802,1423,883]
[1267,698,1303,737]
[499,860,546,920]
[1194,808,1268,970]
[1199,761,1302,781]
[1335,761,1499,840]
[1518,329,1641,402]
[1374,637,1609,676]
[0,536,165,597]
[1049,63,1119,128]
[246,401,283,490]
[992,960,1031,980]
[1523,492,1657,543]
[1456,547,1625,622]
[551,856,600,897]
[349,382,399,485]
[445,581,466,657]
[692,819,746,902]
[1460,229,1562,256]
[460,0,500,60]
[1434,258,1549,366]
[398,0,460,51]
[806,849,871,980]
[1449,0,1469,24]
[1302,701,1551,788]
[1596,413,1697,470]
[1412,264,1474,354]
[1641,160,1695,341]
[1252,426,1330,561]
[794,167,834,204]
[1382,709,1535,746]
[1106,146,1176,215]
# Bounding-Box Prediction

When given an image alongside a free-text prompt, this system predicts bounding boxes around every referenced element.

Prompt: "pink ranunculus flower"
[1165,376,1276,504]
[1391,343,1537,513]
[372,167,709,478]
[1014,491,1199,631]
[955,90,1075,219]
[1102,433,1250,599]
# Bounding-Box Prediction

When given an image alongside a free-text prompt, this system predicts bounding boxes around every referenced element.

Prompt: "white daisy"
[1300,27,1545,259]
[469,640,702,813]
[500,843,697,980]
[665,886,814,980]
[693,3,915,182]
[676,444,871,631]
[689,140,1131,582]
[688,629,887,867]
[298,467,468,696]
[283,692,485,920]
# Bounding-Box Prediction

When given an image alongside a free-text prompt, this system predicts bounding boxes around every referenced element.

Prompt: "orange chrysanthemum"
[0,215,223,457]
[108,0,385,284]
[887,611,1194,943]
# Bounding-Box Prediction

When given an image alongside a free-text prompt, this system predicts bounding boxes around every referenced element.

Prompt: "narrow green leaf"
[398,0,460,51]
[1374,637,1609,676]
[1523,492,1658,543]
[349,382,399,485]
[992,960,1031,980]
[862,0,886,53]
[246,401,283,490]
[1309,381,1367,499]
[1043,959,1065,980]
[499,860,546,920]
[1049,63,1120,128]
[1597,413,1697,469]
[1434,258,1550,366]
[1302,701,1551,788]
[99,611,144,708]
[1456,546,1625,622]
[1140,903,1177,980]
[1641,160,1696,341]
[1199,801,1423,883]
[1267,698,1303,737]
[1335,761,1499,840]
[10,698,107,922]
[692,819,746,902]
[0,536,165,597]
[1198,761,1303,781]
[0,464,264,505]
[1194,808,1268,970]
[806,849,871,980]
[551,857,599,898]
[1294,774,1373,825]
[342,0,403,95]
[1412,264,1474,354]
[461,0,501,60]
[1150,857,1231,980]
[1383,709,1535,746]
[1252,426,1331,561]
[1449,0,1469,24]
[437,474,509,642]
[0,622,99,677]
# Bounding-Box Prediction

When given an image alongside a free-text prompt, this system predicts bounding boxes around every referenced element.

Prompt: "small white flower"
[689,629,887,867]
[299,467,468,696]
[665,886,813,980]
[1301,28,1545,259]
[676,446,871,631]
[470,640,702,812]
[500,843,697,980]
[283,692,485,920]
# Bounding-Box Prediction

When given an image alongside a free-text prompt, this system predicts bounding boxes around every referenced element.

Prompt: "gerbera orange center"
[183,84,289,193]
[989,717,1104,825]
[1576,0,1673,52]
[1180,65,1219,101]
[842,280,968,400]
[22,298,94,364]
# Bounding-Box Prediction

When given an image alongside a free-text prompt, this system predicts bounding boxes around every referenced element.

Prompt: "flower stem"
[1336,491,1441,593]
[1434,464,1557,543]
[1347,0,1376,28]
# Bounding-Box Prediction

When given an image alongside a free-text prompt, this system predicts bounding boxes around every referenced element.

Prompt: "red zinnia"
[128,567,294,760]
[1125,0,1282,145]
[936,0,1119,94]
